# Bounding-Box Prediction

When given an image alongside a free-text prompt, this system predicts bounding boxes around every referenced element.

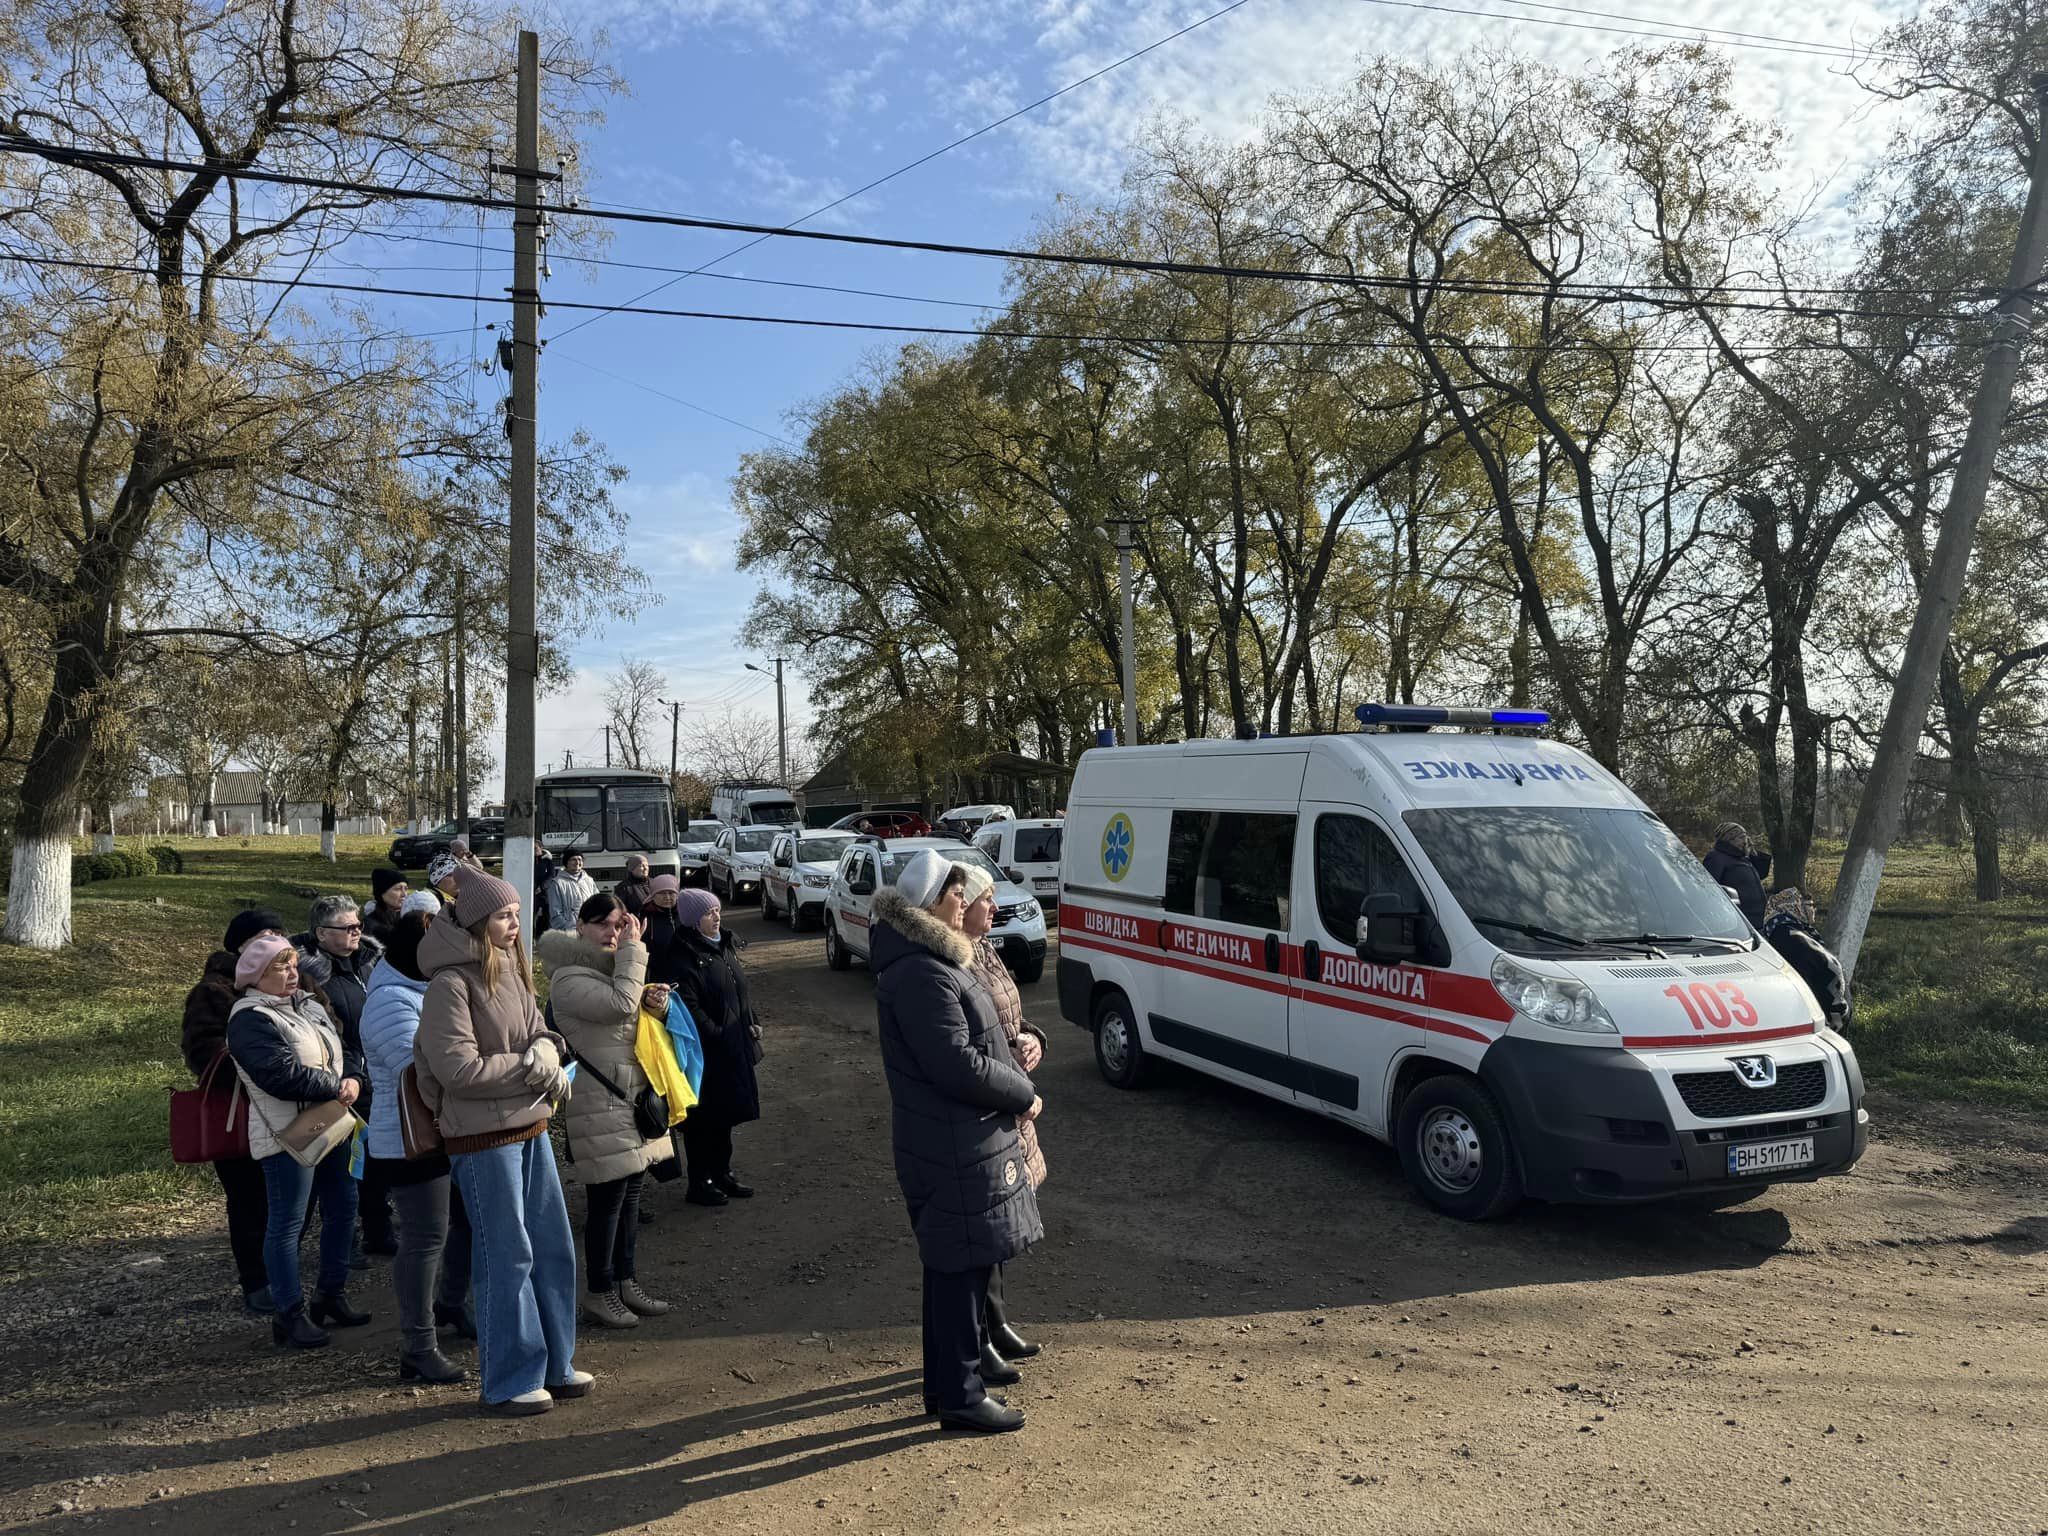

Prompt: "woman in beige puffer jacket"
[536,892,675,1330]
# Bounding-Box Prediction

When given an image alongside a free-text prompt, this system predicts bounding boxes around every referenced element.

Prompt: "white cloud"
[724,138,877,226]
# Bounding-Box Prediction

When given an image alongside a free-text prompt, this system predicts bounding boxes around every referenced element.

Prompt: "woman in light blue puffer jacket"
[360,906,474,1384]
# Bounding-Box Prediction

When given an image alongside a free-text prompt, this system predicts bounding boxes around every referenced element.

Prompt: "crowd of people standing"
[178,840,773,1417]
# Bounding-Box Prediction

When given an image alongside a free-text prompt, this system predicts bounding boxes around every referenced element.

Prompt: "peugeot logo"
[1729,1055,1776,1088]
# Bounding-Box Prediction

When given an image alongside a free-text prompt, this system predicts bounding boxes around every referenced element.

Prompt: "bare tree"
[689,707,811,785]
[603,659,668,772]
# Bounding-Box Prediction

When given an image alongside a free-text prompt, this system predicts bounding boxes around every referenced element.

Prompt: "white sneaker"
[483,1389,553,1417]
[547,1369,594,1399]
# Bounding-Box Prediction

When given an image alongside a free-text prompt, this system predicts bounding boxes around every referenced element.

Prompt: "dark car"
[828,809,932,840]
[388,817,504,869]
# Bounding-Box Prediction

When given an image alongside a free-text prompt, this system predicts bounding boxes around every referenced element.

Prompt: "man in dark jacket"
[1702,822,1772,928]
[294,895,391,1253]
[1763,888,1851,1026]
[870,851,1041,1435]
[182,906,288,1312]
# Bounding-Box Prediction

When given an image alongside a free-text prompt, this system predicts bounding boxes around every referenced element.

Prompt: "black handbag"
[569,1053,669,1142]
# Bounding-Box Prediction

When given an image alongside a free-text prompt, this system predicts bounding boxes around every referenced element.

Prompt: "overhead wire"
[0,141,1999,321]
[0,253,1997,358]
[1350,0,1898,61]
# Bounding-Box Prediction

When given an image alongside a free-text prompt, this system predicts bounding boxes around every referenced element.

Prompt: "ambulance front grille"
[1673,1060,1827,1119]
[1606,964,1684,979]
[1687,960,1755,978]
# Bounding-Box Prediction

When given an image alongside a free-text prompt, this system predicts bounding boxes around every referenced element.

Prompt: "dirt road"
[4,911,2046,1533]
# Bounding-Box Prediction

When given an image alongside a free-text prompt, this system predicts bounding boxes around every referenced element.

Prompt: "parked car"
[676,819,725,886]
[827,809,932,840]
[388,817,503,869]
[823,836,1048,983]
[709,823,787,904]
[761,828,858,929]
[935,802,1015,839]
[974,817,1066,911]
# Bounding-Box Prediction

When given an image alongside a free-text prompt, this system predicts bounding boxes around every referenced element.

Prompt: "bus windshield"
[539,782,675,856]
[1402,806,1753,955]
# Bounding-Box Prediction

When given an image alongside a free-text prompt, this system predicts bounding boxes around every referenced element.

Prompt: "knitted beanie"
[400,889,442,917]
[450,861,521,927]
[896,849,954,910]
[223,908,286,955]
[648,873,681,898]
[673,887,720,929]
[956,861,996,906]
[371,867,406,901]
[235,933,295,990]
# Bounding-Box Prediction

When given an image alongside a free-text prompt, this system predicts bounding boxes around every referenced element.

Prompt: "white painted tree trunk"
[201,819,219,839]
[3,837,73,949]
[321,828,337,862]
[92,832,114,853]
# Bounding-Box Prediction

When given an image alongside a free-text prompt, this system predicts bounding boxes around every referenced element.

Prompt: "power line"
[550,350,797,446]
[0,140,1992,321]
[1,252,1999,356]
[1351,0,1899,61]
[546,0,1271,343]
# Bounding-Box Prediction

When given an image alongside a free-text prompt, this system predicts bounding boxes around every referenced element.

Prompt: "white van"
[1055,705,1869,1219]
[711,781,801,827]
[974,817,1066,909]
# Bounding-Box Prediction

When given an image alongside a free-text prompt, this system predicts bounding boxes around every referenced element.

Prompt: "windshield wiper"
[616,824,652,853]
[1593,932,1751,953]
[1469,914,1593,950]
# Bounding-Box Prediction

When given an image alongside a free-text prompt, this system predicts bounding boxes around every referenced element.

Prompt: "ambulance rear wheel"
[824,916,851,972]
[1396,1074,1522,1221]
[1093,990,1148,1089]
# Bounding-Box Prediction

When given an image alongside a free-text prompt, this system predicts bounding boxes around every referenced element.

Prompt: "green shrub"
[146,845,183,874]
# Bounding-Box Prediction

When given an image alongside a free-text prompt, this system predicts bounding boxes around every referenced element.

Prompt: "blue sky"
[401,0,1912,795]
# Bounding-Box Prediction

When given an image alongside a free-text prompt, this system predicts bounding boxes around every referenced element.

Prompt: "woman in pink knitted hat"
[665,887,764,1207]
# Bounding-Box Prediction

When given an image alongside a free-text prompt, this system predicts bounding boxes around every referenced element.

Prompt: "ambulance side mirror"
[1357,893,1422,964]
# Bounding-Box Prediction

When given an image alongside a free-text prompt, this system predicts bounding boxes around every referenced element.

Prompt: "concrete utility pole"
[745,660,788,781]
[501,27,542,929]
[1826,72,2048,980]
[440,638,455,823]
[454,565,469,833]
[604,725,612,767]
[661,698,682,785]
[1109,517,1140,745]
[405,699,419,831]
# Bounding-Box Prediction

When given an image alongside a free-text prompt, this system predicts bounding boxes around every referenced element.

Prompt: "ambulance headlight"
[1489,954,1617,1033]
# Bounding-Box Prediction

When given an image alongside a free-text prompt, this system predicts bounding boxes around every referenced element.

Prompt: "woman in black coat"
[666,887,763,1207]
[869,851,1042,1435]
[1702,821,1772,928]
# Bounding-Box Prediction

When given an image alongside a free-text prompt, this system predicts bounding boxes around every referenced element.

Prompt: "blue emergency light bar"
[1354,703,1551,729]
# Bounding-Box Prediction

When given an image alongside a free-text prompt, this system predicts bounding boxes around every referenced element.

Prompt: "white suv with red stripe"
[1056,705,1869,1220]
[824,836,1049,982]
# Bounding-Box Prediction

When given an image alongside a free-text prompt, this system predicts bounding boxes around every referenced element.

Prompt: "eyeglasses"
[321,923,363,934]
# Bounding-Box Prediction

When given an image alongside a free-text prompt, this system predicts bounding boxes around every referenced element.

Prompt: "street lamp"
[744,660,788,784]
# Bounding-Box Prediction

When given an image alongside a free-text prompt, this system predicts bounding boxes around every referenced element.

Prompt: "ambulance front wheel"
[1396,1074,1523,1220]
[1093,989,1148,1089]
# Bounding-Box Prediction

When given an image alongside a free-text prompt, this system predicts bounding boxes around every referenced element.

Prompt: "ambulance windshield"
[1402,807,1753,955]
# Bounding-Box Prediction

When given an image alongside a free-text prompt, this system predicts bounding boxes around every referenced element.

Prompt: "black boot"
[714,1173,754,1199]
[978,1343,1021,1386]
[991,1322,1041,1360]
[308,1291,372,1328]
[272,1307,329,1350]
[399,1348,469,1384]
[435,1302,478,1340]
[939,1398,1025,1433]
[685,1180,729,1208]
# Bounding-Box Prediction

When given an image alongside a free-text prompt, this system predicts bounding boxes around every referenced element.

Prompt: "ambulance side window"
[1165,810,1296,930]
[1315,814,1426,941]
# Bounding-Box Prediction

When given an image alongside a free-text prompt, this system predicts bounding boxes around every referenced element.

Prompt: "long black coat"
[1703,840,1772,928]
[870,888,1042,1274]
[669,929,762,1127]
[641,907,689,985]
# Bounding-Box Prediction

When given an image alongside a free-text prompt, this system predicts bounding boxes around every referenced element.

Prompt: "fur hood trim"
[871,887,973,968]
[535,926,619,975]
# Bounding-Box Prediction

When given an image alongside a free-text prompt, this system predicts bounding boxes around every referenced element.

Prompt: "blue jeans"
[261,1146,358,1311]
[454,1136,577,1402]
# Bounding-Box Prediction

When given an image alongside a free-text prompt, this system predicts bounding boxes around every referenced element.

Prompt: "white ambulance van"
[1055,705,1869,1219]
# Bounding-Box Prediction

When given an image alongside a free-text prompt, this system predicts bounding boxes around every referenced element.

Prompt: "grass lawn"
[1,834,2045,1249]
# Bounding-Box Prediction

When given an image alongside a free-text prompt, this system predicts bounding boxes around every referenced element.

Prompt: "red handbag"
[169,1051,251,1164]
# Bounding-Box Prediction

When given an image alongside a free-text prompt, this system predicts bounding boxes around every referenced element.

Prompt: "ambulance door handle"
[1302,939,1320,982]
[1264,932,1281,974]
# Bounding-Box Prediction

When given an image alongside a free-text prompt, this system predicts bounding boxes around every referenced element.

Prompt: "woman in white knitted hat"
[868,850,1042,1434]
